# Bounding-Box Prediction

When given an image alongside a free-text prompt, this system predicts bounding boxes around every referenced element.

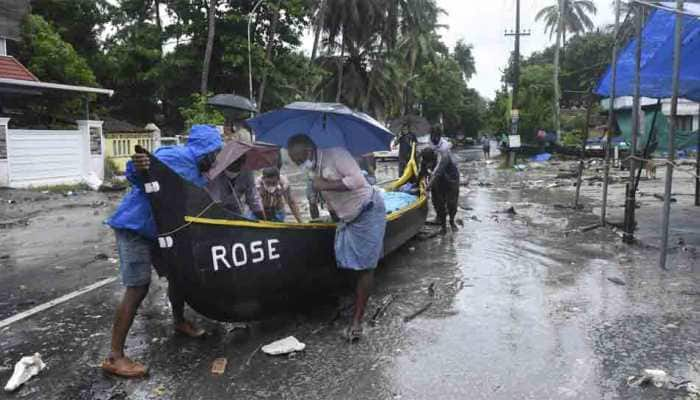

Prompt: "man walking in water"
[287,134,386,341]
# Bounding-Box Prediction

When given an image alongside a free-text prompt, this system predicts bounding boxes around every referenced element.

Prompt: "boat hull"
[145,154,427,321]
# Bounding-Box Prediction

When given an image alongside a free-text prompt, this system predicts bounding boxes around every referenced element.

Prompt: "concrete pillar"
[77,120,105,179]
[0,118,9,186]
[145,123,161,149]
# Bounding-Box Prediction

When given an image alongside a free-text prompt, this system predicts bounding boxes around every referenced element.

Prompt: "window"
[677,116,693,132]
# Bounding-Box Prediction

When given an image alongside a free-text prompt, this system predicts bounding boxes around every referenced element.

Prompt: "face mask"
[264,184,277,193]
[301,159,314,171]
[224,170,240,180]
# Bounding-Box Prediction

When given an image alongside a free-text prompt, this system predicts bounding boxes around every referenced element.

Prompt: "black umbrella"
[207,94,257,119]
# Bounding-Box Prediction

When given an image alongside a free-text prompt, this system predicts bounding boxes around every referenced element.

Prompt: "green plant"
[179,93,225,129]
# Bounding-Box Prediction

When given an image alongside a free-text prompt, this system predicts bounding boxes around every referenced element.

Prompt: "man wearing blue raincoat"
[102,125,222,378]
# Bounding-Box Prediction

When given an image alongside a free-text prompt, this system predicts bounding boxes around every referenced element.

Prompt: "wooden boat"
[145,150,427,322]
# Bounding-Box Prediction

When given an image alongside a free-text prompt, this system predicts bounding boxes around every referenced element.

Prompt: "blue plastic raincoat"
[106,125,223,239]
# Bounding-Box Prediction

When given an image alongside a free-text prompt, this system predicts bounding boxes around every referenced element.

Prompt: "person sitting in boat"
[287,134,387,342]
[103,124,222,378]
[205,153,265,219]
[255,167,303,223]
[420,146,460,234]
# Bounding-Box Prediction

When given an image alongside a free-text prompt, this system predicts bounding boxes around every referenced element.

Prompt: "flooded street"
[1,150,698,399]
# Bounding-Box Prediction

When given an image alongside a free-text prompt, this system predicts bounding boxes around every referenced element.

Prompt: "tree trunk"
[154,0,162,34]
[200,0,217,95]
[257,3,280,111]
[553,0,563,142]
[310,0,326,64]
[335,37,345,103]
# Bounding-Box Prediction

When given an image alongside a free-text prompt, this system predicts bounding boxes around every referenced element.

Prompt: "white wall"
[4,119,105,188]
[0,160,8,187]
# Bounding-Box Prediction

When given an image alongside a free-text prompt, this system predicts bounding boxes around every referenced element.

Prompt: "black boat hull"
[145,153,427,321]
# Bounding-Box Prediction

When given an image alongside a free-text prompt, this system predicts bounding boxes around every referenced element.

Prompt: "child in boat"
[255,167,303,223]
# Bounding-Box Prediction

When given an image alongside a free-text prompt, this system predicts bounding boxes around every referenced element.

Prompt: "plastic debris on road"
[83,172,103,191]
[4,353,46,392]
[627,368,699,397]
[211,358,227,375]
[261,336,306,355]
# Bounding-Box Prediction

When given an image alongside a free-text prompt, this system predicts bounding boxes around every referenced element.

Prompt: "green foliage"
[453,40,476,82]
[17,15,98,125]
[561,130,586,147]
[179,93,225,129]
[20,15,97,86]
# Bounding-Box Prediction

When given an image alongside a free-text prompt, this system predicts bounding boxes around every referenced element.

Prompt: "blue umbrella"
[246,102,393,156]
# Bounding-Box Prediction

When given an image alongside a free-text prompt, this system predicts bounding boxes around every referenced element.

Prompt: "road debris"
[370,294,396,326]
[211,358,227,375]
[607,277,626,286]
[261,336,306,355]
[4,353,46,392]
[403,302,433,322]
[627,368,699,397]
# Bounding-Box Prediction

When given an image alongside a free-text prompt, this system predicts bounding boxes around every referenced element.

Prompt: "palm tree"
[536,0,597,43]
[200,0,217,95]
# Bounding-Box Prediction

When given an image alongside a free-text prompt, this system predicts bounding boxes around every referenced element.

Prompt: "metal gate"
[7,129,86,187]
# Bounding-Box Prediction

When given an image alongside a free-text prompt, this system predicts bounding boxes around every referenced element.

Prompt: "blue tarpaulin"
[596,3,700,102]
[382,191,417,214]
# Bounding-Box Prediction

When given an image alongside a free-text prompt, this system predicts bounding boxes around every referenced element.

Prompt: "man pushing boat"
[287,134,387,341]
[103,125,222,378]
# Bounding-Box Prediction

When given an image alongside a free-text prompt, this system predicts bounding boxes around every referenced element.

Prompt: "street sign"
[509,135,521,148]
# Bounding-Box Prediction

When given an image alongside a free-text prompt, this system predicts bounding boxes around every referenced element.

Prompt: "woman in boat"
[287,134,386,341]
[255,167,303,223]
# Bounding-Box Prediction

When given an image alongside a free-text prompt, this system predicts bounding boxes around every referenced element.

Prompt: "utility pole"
[505,0,530,167]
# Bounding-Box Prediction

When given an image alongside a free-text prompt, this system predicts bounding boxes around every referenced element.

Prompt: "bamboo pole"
[696,103,699,206]
[602,0,622,226]
[624,6,644,243]
[659,0,685,269]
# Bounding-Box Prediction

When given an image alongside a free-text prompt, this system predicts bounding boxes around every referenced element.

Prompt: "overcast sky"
[437,0,617,99]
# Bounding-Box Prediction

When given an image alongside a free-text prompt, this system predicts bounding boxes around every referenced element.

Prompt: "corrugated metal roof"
[0,56,38,81]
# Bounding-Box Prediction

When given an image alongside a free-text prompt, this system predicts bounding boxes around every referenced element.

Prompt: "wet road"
[1,151,698,399]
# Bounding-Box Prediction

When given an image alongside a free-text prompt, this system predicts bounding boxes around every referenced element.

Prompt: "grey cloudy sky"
[437,0,617,99]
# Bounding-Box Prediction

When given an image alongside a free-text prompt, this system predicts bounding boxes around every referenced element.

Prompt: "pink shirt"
[313,147,371,221]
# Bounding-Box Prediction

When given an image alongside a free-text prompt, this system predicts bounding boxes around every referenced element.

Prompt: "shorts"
[114,229,153,287]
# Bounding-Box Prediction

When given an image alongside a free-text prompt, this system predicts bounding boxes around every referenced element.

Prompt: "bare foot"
[175,320,206,338]
[102,356,147,378]
[450,223,459,232]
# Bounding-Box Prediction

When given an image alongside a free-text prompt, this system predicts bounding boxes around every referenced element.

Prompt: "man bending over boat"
[205,152,265,219]
[287,134,387,341]
[103,125,222,378]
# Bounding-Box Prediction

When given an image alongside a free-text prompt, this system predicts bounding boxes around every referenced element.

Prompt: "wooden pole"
[574,94,593,209]
[624,6,644,243]
[659,0,684,269]
[696,104,699,206]
[602,0,622,226]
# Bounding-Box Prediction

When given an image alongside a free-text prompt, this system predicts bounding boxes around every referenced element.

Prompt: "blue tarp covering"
[596,4,700,102]
[382,191,417,214]
[530,152,552,162]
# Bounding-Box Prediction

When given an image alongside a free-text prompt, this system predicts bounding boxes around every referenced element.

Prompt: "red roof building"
[0,55,38,82]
